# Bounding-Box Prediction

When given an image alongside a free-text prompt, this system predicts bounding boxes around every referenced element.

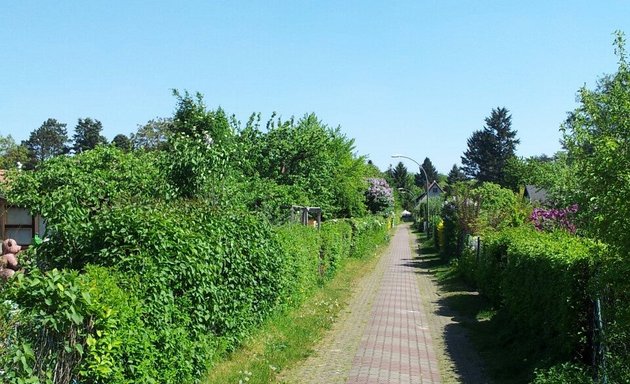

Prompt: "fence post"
[476,236,481,264]
[593,295,608,384]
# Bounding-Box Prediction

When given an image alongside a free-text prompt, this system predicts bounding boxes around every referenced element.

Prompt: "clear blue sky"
[1,1,629,174]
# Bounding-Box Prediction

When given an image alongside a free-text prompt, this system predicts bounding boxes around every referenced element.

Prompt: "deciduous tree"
[562,31,630,252]
[131,118,172,150]
[0,135,29,169]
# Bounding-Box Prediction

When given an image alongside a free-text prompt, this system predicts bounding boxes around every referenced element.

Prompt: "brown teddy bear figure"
[0,238,22,281]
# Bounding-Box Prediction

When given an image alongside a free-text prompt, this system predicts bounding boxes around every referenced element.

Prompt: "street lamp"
[392,154,429,238]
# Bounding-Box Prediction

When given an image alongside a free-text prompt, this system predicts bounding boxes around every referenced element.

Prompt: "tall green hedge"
[274,224,322,305]
[0,212,389,384]
[461,227,595,371]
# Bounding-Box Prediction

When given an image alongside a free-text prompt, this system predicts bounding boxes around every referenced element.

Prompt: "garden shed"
[0,170,45,246]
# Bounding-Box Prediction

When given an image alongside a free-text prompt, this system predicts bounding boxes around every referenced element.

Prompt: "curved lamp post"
[392,154,429,238]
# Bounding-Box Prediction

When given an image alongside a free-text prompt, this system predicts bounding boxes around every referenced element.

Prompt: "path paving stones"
[282,223,483,383]
[345,223,440,384]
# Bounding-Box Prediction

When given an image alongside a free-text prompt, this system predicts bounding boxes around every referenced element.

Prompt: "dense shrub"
[3,146,167,270]
[274,224,322,305]
[532,362,592,384]
[592,252,630,383]
[364,178,394,215]
[1,266,154,384]
[439,182,527,259]
[94,202,287,349]
[348,216,389,258]
[0,94,393,383]
[319,221,353,278]
[474,182,527,233]
[460,226,596,370]
[0,209,390,383]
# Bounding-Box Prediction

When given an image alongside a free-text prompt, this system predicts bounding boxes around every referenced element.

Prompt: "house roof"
[524,185,548,204]
[416,181,444,201]
[427,180,443,192]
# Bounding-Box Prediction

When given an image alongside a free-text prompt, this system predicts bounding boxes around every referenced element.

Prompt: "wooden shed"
[0,170,45,246]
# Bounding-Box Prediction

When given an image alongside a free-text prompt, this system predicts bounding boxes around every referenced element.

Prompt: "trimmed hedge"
[319,220,353,278]
[461,227,595,363]
[347,216,390,258]
[1,210,389,384]
[274,224,322,306]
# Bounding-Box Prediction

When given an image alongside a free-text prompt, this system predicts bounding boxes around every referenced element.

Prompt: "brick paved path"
[281,223,442,384]
[345,224,441,384]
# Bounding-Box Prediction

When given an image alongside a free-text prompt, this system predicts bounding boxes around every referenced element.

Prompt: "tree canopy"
[111,134,132,151]
[0,135,29,169]
[562,31,630,253]
[461,107,520,186]
[22,118,69,167]
[415,157,439,188]
[73,118,107,153]
[131,118,172,150]
[389,162,410,190]
[446,164,467,185]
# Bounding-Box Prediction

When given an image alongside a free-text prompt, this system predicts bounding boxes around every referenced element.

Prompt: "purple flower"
[529,204,579,234]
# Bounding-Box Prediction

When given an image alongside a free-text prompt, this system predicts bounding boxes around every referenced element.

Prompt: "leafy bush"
[592,251,630,383]
[474,182,526,233]
[319,221,353,278]
[532,362,592,384]
[439,182,528,260]
[530,204,579,234]
[94,202,286,346]
[0,92,393,383]
[364,178,393,215]
[274,224,322,305]
[460,226,595,370]
[3,146,166,270]
[237,178,310,225]
[348,216,389,258]
[1,266,154,384]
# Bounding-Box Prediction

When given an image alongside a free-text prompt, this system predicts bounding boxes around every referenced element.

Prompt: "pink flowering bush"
[365,178,394,215]
[530,204,578,234]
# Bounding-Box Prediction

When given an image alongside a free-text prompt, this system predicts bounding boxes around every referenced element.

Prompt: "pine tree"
[73,118,107,153]
[461,107,519,185]
[391,161,409,190]
[447,164,467,184]
[22,118,69,167]
[414,157,439,189]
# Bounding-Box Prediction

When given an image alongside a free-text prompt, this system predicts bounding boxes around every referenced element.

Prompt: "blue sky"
[1,1,629,174]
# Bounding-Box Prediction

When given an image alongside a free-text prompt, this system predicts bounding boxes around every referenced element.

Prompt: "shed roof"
[524,185,548,204]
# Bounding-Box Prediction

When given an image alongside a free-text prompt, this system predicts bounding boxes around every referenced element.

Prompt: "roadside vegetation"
[424,33,630,384]
[0,92,394,383]
[205,237,388,384]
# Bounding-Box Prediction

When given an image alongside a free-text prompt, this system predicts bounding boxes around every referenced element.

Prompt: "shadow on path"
[405,232,491,384]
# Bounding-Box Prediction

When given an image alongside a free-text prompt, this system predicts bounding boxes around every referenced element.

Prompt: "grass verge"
[204,241,389,384]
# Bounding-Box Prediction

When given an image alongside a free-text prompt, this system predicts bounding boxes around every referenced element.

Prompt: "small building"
[524,185,549,205]
[417,181,444,202]
[0,170,46,246]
